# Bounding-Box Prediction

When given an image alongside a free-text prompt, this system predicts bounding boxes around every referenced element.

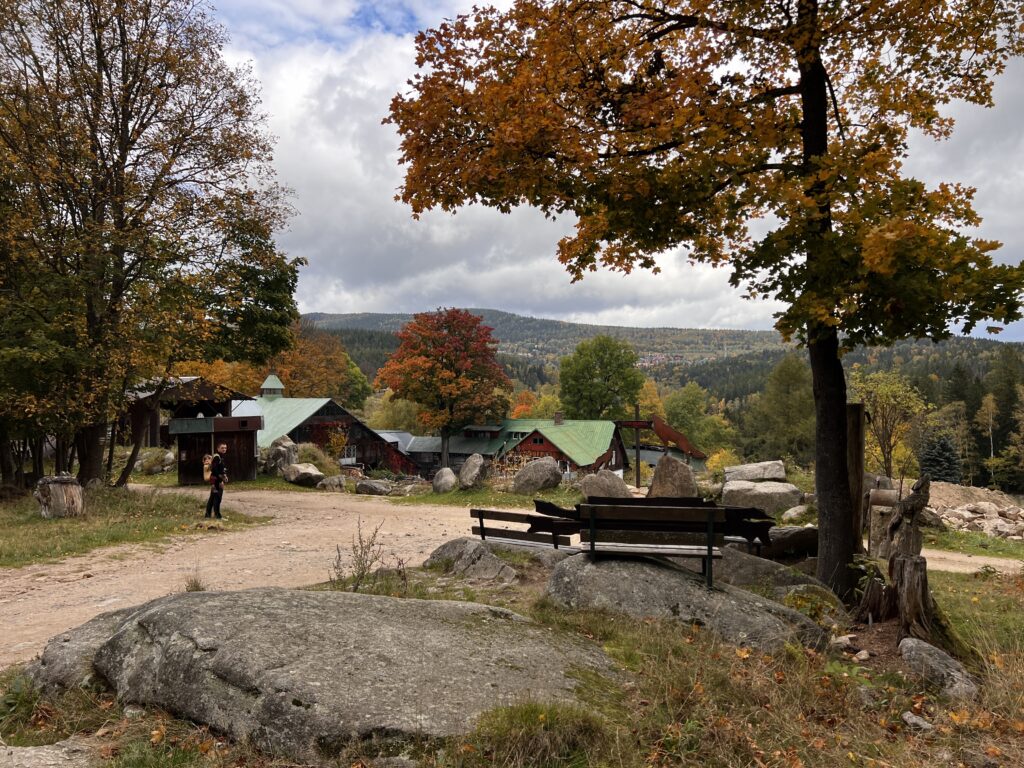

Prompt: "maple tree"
[375,309,512,467]
[388,0,1024,597]
[0,0,297,483]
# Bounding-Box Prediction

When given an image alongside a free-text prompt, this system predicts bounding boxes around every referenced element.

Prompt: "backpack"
[202,455,213,483]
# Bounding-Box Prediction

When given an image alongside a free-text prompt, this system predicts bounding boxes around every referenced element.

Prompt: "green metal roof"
[404,419,619,467]
[260,374,284,391]
[503,419,617,467]
[254,396,332,448]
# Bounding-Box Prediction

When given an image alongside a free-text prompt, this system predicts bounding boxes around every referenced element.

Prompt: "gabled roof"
[254,396,332,448]
[403,418,623,468]
[503,419,619,467]
[373,430,415,453]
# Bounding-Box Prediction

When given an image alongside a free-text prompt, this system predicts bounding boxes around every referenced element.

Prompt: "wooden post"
[634,404,642,489]
[847,403,865,555]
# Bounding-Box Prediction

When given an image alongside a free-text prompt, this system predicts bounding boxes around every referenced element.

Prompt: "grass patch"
[922,527,1024,559]
[389,485,584,509]
[131,471,319,492]
[0,486,267,568]
[0,669,119,747]
[931,568,1024,652]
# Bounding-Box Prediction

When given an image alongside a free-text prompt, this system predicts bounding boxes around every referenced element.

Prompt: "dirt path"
[0,488,472,671]
[2,488,1020,672]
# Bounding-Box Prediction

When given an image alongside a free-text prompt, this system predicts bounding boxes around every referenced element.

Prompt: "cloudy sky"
[214,1,1024,338]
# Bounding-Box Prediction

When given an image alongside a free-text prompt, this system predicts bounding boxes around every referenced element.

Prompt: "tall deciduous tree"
[375,309,512,467]
[559,335,645,419]
[0,0,297,483]
[849,370,927,480]
[388,1,1024,597]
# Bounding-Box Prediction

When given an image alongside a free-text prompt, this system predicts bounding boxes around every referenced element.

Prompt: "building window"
[532,437,543,445]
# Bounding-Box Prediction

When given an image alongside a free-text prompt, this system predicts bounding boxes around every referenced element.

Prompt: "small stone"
[901,711,934,731]
[853,650,871,662]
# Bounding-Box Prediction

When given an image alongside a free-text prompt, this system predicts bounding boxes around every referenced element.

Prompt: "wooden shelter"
[143,377,264,485]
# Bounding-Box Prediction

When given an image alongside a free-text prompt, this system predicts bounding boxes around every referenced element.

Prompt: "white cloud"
[213,2,1024,339]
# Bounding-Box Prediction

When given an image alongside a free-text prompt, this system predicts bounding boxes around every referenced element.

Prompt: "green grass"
[922,527,1024,560]
[388,485,584,509]
[0,486,268,568]
[931,568,1024,651]
[130,471,319,492]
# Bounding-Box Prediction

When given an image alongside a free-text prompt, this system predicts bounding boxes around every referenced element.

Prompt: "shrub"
[295,443,336,476]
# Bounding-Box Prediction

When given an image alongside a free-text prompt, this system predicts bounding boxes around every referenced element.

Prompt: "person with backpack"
[205,442,228,519]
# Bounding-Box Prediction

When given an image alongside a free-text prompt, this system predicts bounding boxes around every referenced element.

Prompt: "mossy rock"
[776,583,849,630]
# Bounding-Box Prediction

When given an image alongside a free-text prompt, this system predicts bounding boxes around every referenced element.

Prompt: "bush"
[295,443,336,476]
[705,448,741,482]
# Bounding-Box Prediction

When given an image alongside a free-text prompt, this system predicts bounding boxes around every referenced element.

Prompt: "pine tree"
[918,434,962,485]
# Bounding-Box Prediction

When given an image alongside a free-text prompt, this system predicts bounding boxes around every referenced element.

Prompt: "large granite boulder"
[647,455,699,498]
[899,638,979,701]
[709,547,823,590]
[265,436,299,476]
[316,475,348,492]
[513,457,562,495]
[432,467,458,494]
[580,469,631,499]
[283,463,325,488]
[722,480,802,516]
[30,589,614,763]
[547,555,827,651]
[355,479,394,496]
[424,538,517,584]
[458,453,487,490]
[759,526,819,560]
[724,461,787,483]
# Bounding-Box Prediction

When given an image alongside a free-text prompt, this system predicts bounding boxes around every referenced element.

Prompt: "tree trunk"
[810,328,858,600]
[440,433,450,469]
[847,403,866,555]
[75,423,108,484]
[34,475,86,518]
[0,423,15,486]
[114,410,149,487]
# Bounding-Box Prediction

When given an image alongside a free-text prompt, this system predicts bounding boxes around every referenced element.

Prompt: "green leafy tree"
[664,381,737,455]
[559,336,644,420]
[375,309,512,467]
[388,0,1024,597]
[363,390,424,434]
[0,0,297,483]
[849,370,927,479]
[741,354,816,464]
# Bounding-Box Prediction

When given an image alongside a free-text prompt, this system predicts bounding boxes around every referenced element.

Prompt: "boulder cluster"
[721,460,805,515]
[930,501,1024,540]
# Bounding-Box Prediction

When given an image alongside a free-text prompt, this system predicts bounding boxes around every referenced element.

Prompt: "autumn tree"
[388,1,1024,597]
[375,309,512,467]
[0,0,297,483]
[363,390,424,434]
[559,335,645,419]
[974,393,998,460]
[510,390,539,419]
[849,371,927,479]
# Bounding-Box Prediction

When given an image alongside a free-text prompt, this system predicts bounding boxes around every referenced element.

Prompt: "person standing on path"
[205,442,228,519]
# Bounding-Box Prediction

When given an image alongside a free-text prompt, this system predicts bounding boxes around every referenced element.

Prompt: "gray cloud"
[219,3,1024,339]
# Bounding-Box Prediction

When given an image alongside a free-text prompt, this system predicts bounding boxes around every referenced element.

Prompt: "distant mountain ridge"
[306,308,787,366]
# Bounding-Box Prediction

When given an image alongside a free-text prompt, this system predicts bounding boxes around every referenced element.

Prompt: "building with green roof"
[405,417,628,476]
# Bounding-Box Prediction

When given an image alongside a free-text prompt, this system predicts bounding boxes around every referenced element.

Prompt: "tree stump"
[34,475,86,519]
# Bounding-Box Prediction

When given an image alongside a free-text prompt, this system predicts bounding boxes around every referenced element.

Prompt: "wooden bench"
[469,508,579,550]
[578,502,727,588]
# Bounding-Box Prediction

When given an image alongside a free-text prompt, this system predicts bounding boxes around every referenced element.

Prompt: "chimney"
[553,411,564,425]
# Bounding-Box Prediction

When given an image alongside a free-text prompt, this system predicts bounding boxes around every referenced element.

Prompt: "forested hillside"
[308,309,784,367]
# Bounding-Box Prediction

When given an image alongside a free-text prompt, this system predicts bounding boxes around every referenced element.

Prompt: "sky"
[214,1,1024,338]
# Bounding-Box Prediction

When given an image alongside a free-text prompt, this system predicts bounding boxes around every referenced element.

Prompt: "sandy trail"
[1,487,473,671]
[1,487,1020,672]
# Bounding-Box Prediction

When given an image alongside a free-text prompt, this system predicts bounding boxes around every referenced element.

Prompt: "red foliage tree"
[375,309,512,468]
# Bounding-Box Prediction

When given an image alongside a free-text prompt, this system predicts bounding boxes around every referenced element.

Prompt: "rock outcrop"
[512,457,562,495]
[724,461,787,483]
[546,555,828,651]
[432,467,458,494]
[355,479,393,496]
[424,538,517,584]
[265,436,299,476]
[647,455,699,498]
[722,480,803,516]
[30,589,614,762]
[580,469,632,499]
[899,638,979,701]
[458,454,487,490]
[282,463,325,488]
